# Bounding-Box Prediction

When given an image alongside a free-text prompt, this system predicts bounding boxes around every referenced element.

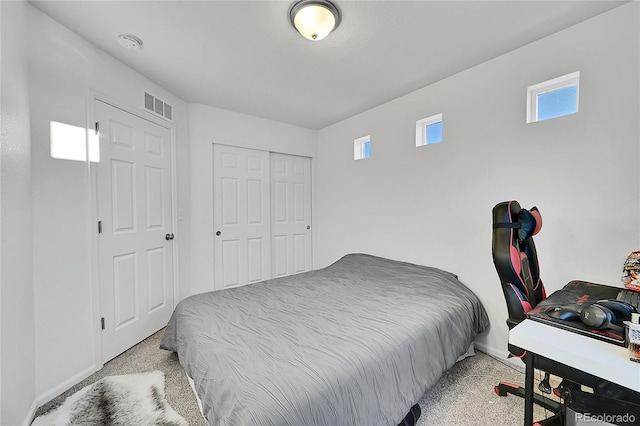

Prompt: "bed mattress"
[161,253,489,425]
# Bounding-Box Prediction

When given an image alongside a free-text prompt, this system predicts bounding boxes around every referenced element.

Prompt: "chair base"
[495,381,563,425]
[534,415,563,426]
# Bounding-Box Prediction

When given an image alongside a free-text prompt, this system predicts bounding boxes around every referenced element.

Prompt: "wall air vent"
[144,91,173,121]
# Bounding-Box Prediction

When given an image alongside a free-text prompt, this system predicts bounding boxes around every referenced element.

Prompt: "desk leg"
[524,351,534,426]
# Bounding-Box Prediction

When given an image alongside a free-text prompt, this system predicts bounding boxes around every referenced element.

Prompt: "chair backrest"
[492,200,547,324]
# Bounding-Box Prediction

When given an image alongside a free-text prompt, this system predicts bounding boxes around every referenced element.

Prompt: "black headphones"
[580,299,636,332]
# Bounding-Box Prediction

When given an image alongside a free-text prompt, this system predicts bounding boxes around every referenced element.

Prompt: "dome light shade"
[289,0,341,41]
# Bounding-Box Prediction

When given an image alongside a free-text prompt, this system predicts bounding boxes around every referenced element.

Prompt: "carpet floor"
[35,329,561,425]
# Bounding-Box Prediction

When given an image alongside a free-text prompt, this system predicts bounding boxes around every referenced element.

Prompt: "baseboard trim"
[21,399,38,426]
[34,363,98,410]
[474,341,525,373]
[474,340,507,359]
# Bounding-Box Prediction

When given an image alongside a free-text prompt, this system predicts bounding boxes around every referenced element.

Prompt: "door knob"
[216,231,221,236]
[165,233,175,240]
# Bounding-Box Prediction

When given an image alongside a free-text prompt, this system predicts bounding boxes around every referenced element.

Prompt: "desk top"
[527,280,625,345]
[510,319,640,392]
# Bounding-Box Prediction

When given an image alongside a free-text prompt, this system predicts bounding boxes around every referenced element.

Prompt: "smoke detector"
[117,33,143,50]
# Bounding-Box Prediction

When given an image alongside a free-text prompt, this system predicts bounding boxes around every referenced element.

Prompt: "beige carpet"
[35,329,561,425]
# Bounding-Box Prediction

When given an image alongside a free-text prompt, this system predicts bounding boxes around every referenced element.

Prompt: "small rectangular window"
[426,121,443,144]
[537,85,577,121]
[354,135,371,160]
[416,113,443,147]
[527,71,579,123]
[362,141,371,158]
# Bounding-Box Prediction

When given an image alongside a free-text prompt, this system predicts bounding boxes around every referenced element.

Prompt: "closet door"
[213,145,271,289]
[271,154,312,277]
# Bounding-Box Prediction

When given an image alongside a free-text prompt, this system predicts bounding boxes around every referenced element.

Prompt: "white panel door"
[213,144,271,289]
[271,153,312,277]
[96,100,174,363]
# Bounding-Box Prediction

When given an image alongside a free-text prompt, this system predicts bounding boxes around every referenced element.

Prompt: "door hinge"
[98,220,102,234]
[101,317,105,330]
[95,121,99,135]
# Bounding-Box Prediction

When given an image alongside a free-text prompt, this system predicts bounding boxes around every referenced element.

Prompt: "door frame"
[87,90,179,370]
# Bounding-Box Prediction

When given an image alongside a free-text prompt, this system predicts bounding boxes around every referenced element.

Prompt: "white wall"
[1,2,37,424]
[25,3,190,404]
[315,3,639,359]
[188,103,317,295]
[4,2,637,421]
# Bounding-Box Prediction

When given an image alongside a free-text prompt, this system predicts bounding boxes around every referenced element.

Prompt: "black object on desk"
[527,280,626,346]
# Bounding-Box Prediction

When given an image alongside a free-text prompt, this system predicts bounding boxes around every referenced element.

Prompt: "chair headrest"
[517,206,542,243]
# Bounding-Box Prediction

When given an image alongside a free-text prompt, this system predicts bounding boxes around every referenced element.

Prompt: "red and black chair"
[492,201,639,425]
[492,201,563,423]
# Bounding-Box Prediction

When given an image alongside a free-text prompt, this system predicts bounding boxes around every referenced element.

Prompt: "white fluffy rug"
[33,371,187,426]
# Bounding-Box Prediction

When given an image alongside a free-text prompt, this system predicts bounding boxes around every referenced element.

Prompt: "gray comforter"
[161,254,489,426]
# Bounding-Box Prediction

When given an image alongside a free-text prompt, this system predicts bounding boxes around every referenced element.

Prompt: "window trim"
[526,71,580,123]
[354,135,371,160]
[415,113,443,147]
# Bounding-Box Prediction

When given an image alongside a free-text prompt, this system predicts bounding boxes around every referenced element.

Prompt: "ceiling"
[30,0,626,130]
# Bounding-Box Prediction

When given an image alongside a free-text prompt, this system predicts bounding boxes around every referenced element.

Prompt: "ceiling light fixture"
[289,0,341,41]
[117,33,143,50]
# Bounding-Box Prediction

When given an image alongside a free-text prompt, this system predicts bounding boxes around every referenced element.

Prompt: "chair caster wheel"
[539,374,552,394]
[494,385,507,396]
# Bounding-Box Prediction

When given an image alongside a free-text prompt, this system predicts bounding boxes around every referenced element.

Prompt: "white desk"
[510,319,640,391]
[509,319,640,425]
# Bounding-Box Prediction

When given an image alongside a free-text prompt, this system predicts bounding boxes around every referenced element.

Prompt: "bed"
[161,253,489,425]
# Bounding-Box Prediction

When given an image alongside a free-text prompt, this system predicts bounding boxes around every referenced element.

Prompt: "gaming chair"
[491,201,639,424]
[491,201,564,421]
[493,201,546,325]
